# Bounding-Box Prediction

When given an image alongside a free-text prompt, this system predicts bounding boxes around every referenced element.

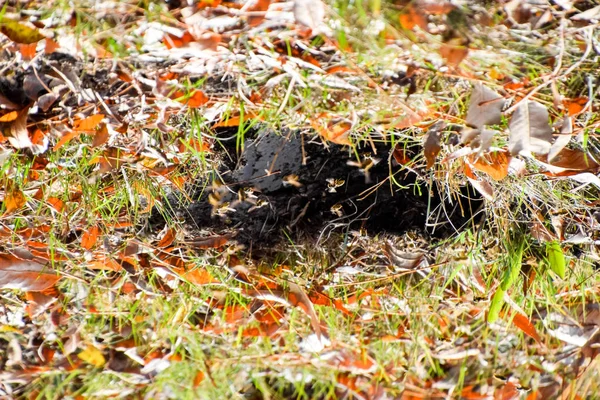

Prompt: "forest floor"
[1,0,600,399]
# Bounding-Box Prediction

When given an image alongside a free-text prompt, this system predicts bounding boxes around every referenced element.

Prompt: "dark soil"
[158,126,484,247]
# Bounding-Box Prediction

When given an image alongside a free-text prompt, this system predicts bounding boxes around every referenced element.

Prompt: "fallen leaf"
[468,151,511,181]
[92,123,110,147]
[399,4,428,31]
[512,313,541,343]
[4,180,26,214]
[546,240,565,279]
[78,345,106,367]
[294,0,326,32]
[179,267,217,286]
[5,108,33,150]
[464,163,494,200]
[157,228,176,248]
[73,114,104,131]
[466,83,504,129]
[548,148,598,171]
[81,226,100,250]
[0,18,45,44]
[0,252,59,291]
[508,100,553,156]
[440,39,469,67]
[548,117,572,162]
[423,122,444,169]
[19,43,37,60]
[564,97,587,116]
[247,0,272,27]
[163,30,195,49]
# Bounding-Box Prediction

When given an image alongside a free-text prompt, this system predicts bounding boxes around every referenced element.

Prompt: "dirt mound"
[157,127,483,246]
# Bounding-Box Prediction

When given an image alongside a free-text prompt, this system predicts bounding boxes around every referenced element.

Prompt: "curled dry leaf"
[509,100,553,156]
[464,162,494,201]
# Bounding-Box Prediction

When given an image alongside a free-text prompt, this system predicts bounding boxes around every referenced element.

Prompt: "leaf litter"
[0,0,599,398]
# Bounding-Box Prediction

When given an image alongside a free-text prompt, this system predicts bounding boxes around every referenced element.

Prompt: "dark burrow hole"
[150,126,484,248]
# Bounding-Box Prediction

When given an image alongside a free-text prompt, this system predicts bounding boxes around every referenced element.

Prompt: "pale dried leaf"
[571,5,600,21]
[466,83,504,129]
[508,100,553,156]
[294,0,326,33]
[548,117,572,163]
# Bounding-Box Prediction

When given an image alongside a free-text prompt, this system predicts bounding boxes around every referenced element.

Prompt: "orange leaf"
[163,30,195,49]
[197,0,221,8]
[312,118,352,145]
[468,151,511,181]
[19,43,37,60]
[185,90,209,108]
[564,97,587,116]
[81,226,100,250]
[4,180,26,214]
[247,0,272,27]
[193,371,205,387]
[44,38,60,54]
[157,228,176,248]
[47,197,64,211]
[53,131,81,151]
[512,313,541,343]
[73,114,105,131]
[181,267,218,285]
[0,111,18,122]
[92,123,109,147]
[440,42,469,67]
[399,5,427,30]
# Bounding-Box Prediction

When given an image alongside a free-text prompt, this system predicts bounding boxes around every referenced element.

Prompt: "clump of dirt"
[160,126,483,247]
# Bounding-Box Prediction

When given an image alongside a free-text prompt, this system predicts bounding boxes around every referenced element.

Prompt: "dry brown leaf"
[512,313,541,343]
[81,226,100,250]
[423,123,444,169]
[247,0,272,27]
[92,123,110,148]
[464,163,494,200]
[547,148,599,171]
[466,83,504,129]
[157,228,176,248]
[4,180,26,214]
[440,39,469,67]
[399,4,427,31]
[73,114,104,131]
[509,100,553,156]
[548,117,572,162]
[468,151,511,181]
[0,252,59,291]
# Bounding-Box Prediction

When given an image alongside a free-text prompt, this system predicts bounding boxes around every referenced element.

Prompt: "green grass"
[1,0,600,398]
